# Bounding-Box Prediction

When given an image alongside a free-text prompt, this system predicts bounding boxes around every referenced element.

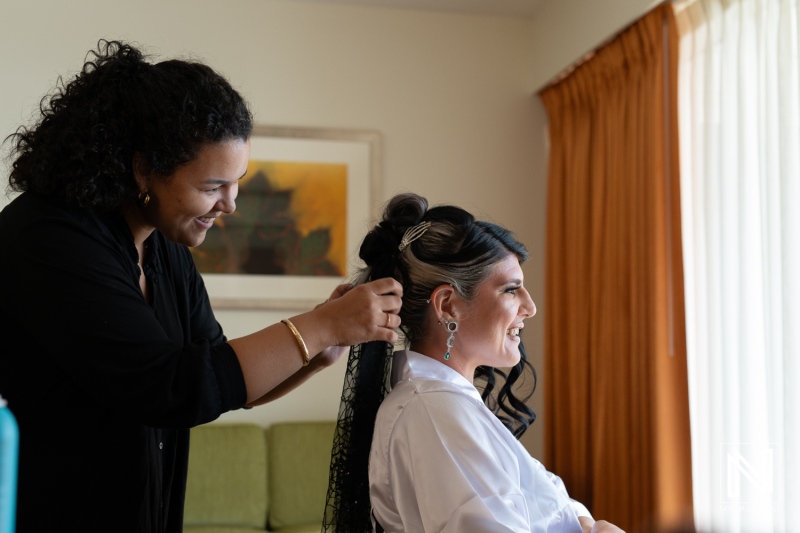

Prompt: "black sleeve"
[3,201,246,428]
[169,241,249,421]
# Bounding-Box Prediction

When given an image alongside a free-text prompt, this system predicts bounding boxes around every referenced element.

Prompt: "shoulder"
[372,378,524,487]
[2,192,90,233]
[376,378,490,450]
[1,192,126,260]
[381,378,482,420]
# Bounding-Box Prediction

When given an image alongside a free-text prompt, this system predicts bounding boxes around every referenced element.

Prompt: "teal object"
[0,395,18,533]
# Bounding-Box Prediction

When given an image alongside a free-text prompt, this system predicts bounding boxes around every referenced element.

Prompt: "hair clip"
[398,221,432,252]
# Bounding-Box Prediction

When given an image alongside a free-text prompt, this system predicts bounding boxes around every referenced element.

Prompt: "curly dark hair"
[323,193,537,532]
[4,39,252,210]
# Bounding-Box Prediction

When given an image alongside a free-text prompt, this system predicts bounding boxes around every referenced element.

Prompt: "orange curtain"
[539,5,693,532]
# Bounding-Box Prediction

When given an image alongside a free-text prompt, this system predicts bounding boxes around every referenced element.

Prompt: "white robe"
[369,350,592,533]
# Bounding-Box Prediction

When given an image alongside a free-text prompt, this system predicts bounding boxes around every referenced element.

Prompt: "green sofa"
[183,421,336,533]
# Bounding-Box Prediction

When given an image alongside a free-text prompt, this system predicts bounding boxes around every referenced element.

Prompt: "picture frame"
[196,125,382,310]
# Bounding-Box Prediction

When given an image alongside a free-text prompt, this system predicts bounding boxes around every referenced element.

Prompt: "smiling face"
[137,138,250,247]
[452,253,536,373]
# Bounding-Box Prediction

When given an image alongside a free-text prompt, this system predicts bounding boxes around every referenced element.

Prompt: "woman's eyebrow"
[202,176,242,185]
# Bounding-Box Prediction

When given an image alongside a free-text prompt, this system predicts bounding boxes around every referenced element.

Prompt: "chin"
[177,230,207,248]
[506,348,522,365]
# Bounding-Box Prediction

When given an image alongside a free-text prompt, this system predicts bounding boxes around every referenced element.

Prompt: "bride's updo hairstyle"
[323,192,537,532]
[357,192,529,345]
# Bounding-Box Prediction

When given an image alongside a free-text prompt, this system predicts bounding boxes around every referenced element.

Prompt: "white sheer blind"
[676,1,799,532]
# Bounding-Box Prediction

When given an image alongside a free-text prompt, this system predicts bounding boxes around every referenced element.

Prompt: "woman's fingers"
[364,277,402,337]
[320,277,403,345]
[366,277,403,300]
[381,311,399,330]
[329,283,354,301]
[591,521,625,533]
[578,516,595,533]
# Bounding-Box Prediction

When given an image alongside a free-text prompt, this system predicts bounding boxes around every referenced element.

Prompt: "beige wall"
[527,0,662,90]
[0,0,658,460]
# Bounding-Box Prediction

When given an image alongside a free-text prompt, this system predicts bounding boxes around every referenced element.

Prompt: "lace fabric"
[323,340,394,532]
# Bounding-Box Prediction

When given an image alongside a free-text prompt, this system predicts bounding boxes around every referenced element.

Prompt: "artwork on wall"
[191,126,382,310]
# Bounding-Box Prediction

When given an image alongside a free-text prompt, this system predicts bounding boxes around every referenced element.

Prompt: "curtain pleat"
[540,5,693,532]
[677,1,800,531]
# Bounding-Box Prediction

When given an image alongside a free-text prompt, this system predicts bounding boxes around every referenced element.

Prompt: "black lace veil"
[322,340,394,532]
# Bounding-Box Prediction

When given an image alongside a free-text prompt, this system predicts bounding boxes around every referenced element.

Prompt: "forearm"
[244,356,326,407]
[228,277,403,405]
[228,314,328,404]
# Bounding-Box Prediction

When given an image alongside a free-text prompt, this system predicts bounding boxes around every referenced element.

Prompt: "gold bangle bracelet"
[281,319,310,366]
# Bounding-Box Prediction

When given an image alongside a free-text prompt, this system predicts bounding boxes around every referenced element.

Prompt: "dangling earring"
[138,191,151,207]
[443,319,458,360]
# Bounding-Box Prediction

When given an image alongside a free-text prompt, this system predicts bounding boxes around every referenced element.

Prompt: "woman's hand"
[578,517,625,533]
[309,284,356,369]
[591,521,625,533]
[305,277,403,369]
[232,278,403,405]
[311,277,403,348]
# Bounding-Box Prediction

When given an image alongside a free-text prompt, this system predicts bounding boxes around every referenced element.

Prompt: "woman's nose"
[522,288,536,318]
[217,187,237,214]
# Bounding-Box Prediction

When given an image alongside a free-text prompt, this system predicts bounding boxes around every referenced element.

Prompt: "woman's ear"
[430,284,459,321]
[132,153,150,193]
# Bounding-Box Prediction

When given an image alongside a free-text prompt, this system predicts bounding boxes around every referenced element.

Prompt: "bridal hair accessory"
[443,319,458,360]
[398,221,432,252]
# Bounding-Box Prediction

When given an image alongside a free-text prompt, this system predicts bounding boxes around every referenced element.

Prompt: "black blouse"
[0,192,248,532]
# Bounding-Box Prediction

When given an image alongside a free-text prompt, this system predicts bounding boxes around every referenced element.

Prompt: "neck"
[408,341,476,382]
[120,200,155,250]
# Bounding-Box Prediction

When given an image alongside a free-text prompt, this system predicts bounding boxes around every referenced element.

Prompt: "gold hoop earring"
[138,191,151,207]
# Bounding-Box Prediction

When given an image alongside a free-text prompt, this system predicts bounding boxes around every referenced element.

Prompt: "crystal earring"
[443,319,458,360]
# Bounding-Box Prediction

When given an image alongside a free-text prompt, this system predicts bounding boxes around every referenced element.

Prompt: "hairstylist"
[0,40,401,533]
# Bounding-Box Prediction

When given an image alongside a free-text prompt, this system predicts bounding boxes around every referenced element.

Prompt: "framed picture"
[191,125,382,310]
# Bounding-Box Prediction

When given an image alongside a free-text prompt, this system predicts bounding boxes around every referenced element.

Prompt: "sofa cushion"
[267,421,335,531]
[184,423,268,529]
[183,526,264,533]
